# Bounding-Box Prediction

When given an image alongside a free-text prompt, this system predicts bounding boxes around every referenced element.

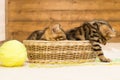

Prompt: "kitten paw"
[100,58,111,62]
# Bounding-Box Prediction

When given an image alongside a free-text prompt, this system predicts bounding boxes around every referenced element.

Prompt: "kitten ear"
[89,20,97,25]
[87,20,99,28]
[89,20,104,25]
[97,20,108,24]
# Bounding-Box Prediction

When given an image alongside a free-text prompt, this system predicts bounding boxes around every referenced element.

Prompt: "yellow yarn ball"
[0,40,27,67]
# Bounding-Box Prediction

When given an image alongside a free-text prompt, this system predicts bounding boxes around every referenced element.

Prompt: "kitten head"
[41,24,67,41]
[89,20,116,44]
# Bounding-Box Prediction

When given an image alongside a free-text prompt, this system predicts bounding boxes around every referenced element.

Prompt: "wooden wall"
[6,0,120,42]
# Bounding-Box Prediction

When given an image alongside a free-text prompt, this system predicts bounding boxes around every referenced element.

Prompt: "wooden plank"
[7,31,120,42]
[6,21,120,42]
[7,21,120,31]
[8,10,120,21]
[7,22,82,32]
[8,0,120,11]
[9,0,120,1]
[8,31,31,42]
[8,30,120,42]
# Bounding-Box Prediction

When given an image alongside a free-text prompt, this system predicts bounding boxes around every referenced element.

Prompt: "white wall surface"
[0,0,5,41]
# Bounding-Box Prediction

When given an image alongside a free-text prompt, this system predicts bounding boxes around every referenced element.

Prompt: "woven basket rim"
[23,40,90,43]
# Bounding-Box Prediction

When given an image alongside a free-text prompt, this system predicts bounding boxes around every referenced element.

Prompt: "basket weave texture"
[23,40,97,64]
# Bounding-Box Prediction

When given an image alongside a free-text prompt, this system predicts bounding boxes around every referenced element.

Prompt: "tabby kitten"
[66,20,116,62]
[27,24,67,41]
[41,24,67,41]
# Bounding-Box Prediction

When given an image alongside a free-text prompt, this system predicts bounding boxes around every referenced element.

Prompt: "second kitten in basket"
[41,24,67,41]
[27,24,67,41]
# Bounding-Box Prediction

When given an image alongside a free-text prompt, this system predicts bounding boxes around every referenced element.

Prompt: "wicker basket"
[23,40,97,64]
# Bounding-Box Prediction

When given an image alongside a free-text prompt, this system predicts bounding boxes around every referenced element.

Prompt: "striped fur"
[66,20,116,62]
